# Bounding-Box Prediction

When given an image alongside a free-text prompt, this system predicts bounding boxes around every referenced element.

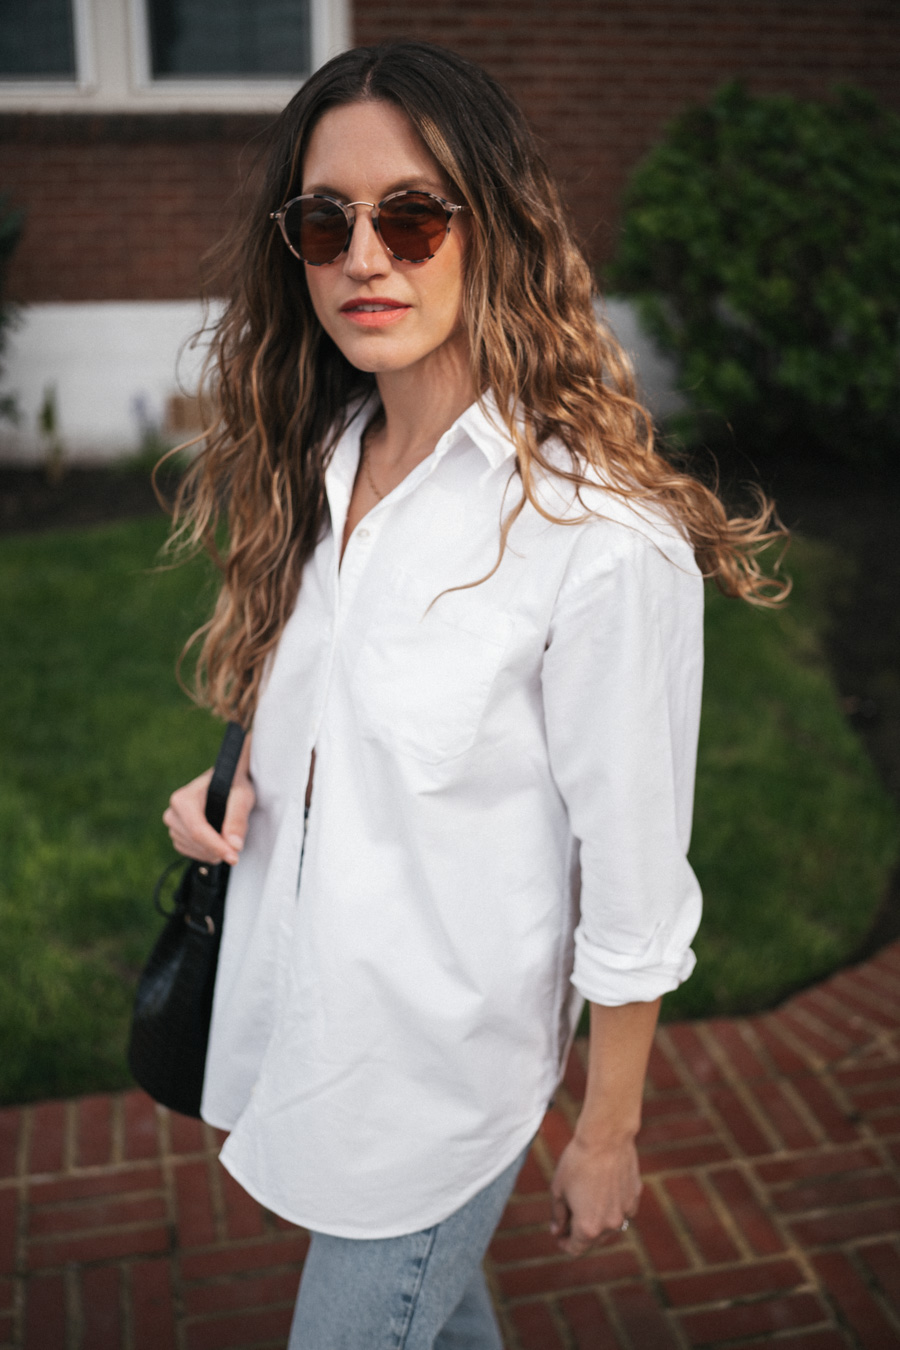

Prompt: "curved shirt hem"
[216,1109,547,1240]
[200,1103,239,1135]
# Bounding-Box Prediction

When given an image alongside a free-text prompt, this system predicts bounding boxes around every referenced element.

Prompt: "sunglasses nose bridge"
[341,200,390,263]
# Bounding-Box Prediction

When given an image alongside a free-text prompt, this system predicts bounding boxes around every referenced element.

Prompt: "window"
[147,0,311,80]
[0,0,348,109]
[0,0,77,78]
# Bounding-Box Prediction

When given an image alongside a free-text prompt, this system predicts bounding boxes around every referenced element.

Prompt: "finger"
[163,803,239,864]
[557,1228,593,1257]
[164,820,231,864]
[222,783,256,853]
[549,1191,570,1238]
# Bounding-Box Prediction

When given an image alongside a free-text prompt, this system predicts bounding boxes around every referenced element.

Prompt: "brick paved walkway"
[2,942,899,1350]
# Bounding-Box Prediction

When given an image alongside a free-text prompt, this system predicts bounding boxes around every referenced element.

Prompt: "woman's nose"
[342,205,391,278]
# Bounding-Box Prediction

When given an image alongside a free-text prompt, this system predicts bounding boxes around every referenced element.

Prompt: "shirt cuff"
[571,929,697,1007]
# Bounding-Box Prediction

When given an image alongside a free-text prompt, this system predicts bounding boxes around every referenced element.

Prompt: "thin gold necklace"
[361,430,385,501]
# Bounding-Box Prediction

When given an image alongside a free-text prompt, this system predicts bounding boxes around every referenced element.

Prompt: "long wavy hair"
[166,39,787,726]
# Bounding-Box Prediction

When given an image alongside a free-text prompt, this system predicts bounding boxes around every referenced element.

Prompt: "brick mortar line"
[826,982,900,1031]
[710,1153,803,1259]
[11,1108,34,1350]
[803,988,899,1053]
[814,1245,900,1347]
[5,1158,168,1190]
[657,1269,822,1315]
[203,1133,229,1247]
[527,1131,556,1196]
[779,1003,864,1064]
[64,1264,79,1350]
[846,1239,900,1338]
[15,1111,30,1184]
[545,1296,575,1350]
[118,1261,134,1350]
[27,1185,167,1212]
[779,1194,900,1225]
[817,1064,895,1145]
[694,1023,791,1157]
[836,1040,900,1076]
[652,1025,738,1135]
[752,1155,894,1196]
[181,1293,298,1325]
[849,964,900,1005]
[63,1102,77,1174]
[653,1024,722,1096]
[730,1018,786,1081]
[111,1095,125,1167]
[695,1019,774,1087]
[157,1106,188,1350]
[829,968,900,1013]
[642,1173,710,1272]
[27,1217,173,1250]
[616,1275,694,1350]
[771,1072,840,1149]
[175,1236,311,1271]
[757,1011,845,1076]
[652,1024,770,1170]
[684,1164,767,1266]
[740,1019,802,1082]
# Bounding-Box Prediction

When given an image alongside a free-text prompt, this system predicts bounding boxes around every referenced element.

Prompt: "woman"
[163,40,784,1349]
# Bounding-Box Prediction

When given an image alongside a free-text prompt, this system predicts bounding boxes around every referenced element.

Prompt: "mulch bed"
[0,464,169,534]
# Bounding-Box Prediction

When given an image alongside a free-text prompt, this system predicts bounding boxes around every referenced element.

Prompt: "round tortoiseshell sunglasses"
[270,190,468,265]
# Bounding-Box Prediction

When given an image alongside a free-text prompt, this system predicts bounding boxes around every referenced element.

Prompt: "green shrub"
[607,83,900,463]
[0,193,23,421]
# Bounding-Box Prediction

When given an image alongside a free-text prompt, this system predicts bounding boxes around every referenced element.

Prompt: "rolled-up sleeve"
[542,517,704,1006]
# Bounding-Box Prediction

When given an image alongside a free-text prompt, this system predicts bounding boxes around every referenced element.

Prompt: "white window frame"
[0,0,350,112]
[0,0,95,97]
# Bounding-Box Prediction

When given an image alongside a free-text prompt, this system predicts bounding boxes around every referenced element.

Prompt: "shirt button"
[357,527,370,540]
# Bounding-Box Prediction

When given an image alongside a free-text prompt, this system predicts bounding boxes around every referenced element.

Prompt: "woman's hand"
[550,1133,641,1257]
[549,996,661,1255]
[163,740,256,867]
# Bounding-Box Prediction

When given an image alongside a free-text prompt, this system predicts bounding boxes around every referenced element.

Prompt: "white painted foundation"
[0,300,221,464]
[599,297,684,421]
[0,297,680,465]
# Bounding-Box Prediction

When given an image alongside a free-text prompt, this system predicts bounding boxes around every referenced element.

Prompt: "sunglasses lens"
[284,197,349,264]
[378,193,449,261]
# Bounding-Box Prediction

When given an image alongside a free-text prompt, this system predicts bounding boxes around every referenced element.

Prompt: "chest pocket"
[352,566,513,764]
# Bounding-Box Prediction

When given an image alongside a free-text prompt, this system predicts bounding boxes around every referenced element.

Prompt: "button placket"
[305,438,454,801]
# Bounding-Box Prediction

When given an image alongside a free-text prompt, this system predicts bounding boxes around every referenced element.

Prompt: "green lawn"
[671,536,899,1019]
[0,516,897,1103]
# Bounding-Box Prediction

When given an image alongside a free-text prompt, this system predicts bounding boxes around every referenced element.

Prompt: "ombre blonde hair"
[166,40,787,726]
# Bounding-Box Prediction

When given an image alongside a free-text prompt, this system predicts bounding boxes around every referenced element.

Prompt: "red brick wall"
[354,0,900,261]
[2,0,899,303]
[0,114,271,303]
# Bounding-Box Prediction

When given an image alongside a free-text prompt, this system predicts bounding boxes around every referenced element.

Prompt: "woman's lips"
[339,299,411,328]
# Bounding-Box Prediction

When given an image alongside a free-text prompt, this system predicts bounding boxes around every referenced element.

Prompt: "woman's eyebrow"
[300,176,448,198]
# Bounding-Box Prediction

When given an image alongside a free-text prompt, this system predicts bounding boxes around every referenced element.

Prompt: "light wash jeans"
[287,1144,530,1349]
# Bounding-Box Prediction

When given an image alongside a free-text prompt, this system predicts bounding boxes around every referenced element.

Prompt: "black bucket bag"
[128,722,246,1118]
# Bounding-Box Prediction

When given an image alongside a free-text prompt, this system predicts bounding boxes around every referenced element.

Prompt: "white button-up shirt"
[202,396,703,1238]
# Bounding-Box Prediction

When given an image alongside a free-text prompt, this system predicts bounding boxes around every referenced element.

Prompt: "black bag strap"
[204,722,247,835]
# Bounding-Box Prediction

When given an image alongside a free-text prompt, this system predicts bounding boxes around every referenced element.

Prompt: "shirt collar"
[449,392,519,471]
[328,388,519,490]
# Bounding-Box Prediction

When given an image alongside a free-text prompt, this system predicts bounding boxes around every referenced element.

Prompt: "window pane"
[0,0,75,78]
[148,0,310,78]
